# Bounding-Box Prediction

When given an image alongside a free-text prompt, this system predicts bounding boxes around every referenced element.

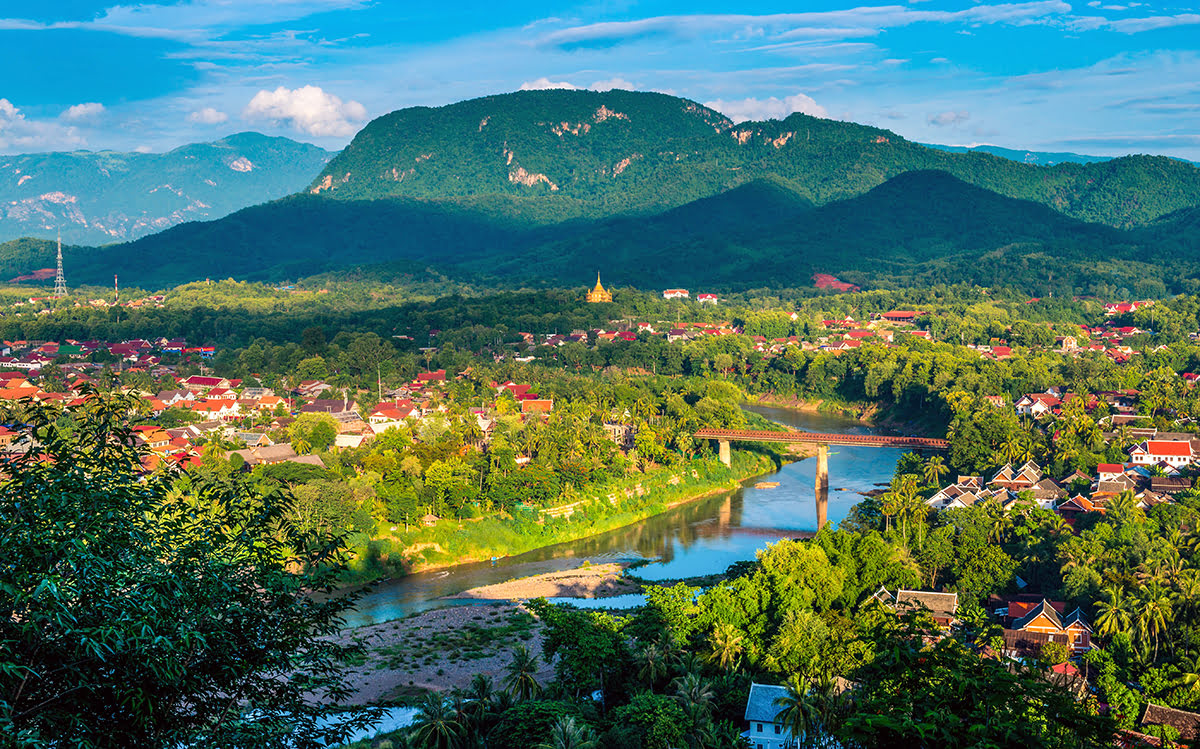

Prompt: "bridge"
[694,428,949,529]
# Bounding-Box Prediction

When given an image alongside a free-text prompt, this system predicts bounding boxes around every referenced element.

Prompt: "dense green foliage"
[0,392,378,747]
[0,132,332,245]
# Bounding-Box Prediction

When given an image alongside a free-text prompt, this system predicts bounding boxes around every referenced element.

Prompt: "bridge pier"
[718,439,731,468]
[815,443,829,530]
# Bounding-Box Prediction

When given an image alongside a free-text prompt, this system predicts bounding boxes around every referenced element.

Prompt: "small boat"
[754,481,781,489]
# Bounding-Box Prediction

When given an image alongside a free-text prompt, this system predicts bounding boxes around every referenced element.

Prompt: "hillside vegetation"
[312,89,1200,229]
[5,170,1196,299]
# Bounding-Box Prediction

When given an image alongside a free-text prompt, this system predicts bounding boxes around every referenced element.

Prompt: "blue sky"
[1,0,1198,159]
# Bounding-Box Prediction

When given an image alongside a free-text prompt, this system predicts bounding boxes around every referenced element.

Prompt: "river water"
[343,406,905,626]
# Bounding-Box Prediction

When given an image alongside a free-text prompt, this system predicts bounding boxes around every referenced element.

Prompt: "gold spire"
[587,272,612,303]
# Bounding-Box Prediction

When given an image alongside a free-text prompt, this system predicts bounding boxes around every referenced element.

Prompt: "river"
[343,406,906,627]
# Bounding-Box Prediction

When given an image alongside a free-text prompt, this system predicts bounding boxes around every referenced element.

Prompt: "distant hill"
[309,89,1200,229]
[12,170,1197,300]
[0,133,333,244]
[921,143,1115,167]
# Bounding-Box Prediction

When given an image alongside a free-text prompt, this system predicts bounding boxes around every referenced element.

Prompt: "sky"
[0,0,1198,159]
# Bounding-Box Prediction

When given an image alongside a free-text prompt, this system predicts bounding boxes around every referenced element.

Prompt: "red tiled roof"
[1147,440,1191,456]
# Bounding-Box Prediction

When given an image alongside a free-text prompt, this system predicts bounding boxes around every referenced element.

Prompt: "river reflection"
[344,406,905,626]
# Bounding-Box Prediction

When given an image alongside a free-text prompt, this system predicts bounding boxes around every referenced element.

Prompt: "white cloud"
[591,77,636,91]
[541,3,1072,47]
[61,102,105,122]
[704,92,828,123]
[519,77,578,90]
[0,98,85,151]
[927,110,970,126]
[242,85,366,137]
[188,107,229,125]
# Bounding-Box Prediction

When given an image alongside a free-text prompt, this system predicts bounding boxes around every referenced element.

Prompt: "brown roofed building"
[1141,703,1200,742]
[870,586,958,628]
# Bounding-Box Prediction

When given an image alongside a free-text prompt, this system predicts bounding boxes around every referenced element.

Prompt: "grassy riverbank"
[343,450,778,580]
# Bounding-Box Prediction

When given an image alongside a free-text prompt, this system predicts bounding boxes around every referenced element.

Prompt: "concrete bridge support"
[815,443,829,530]
[718,439,731,468]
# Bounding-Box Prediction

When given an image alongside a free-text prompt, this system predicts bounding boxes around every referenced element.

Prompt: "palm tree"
[1137,583,1174,660]
[775,674,819,745]
[410,693,463,749]
[671,672,716,712]
[1174,653,1200,694]
[1095,587,1133,638]
[503,644,542,700]
[636,641,670,689]
[707,622,744,672]
[537,716,599,749]
[922,455,949,487]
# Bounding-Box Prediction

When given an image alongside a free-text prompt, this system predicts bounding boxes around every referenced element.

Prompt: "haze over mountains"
[0,133,333,245]
[2,89,1199,296]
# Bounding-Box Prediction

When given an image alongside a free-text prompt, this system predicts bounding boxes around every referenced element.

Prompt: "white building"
[662,289,690,299]
[1130,440,1194,468]
[743,683,793,749]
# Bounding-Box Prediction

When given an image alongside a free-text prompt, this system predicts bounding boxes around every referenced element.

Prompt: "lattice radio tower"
[53,230,66,298]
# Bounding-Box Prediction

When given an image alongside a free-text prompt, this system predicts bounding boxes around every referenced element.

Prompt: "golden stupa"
[586,272,612,303]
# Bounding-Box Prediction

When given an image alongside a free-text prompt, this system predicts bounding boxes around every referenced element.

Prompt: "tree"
[841,614,1114,747]
[537,716,600,749]
[922,455,950,487]
[503,644,542,701]
[289,412,339,453]
[410,692,464,749]
[0,392,379,748]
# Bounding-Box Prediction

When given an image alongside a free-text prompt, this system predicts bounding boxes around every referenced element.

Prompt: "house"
[1150,476,1192,494]
[742,683,792,749]
[881,310,925,325]
[521,399,554,414]
[603,422,636,449]
[1140,703,1200,742]
[870,587,958,628]
[662,289,689,299]
[1014,393,1060,417]
[180,375,231,393]
[1006,598,1093,654]
[1130,440,1193,468]
[1056,494,1105,523]
[696,293,718,304]
[1096,463,1126,482]
[989,461,1043,491]
[301,398,358,416]
[156,389,194,405]
[416,369,447,383]
[131,425,172,452]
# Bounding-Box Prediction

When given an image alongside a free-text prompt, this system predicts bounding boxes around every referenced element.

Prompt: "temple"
[586,273,612,303]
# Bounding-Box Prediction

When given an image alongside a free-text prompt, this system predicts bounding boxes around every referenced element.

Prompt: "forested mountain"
[0,133,333,245]
[311,89,1200,229]
[11,170,1198,299]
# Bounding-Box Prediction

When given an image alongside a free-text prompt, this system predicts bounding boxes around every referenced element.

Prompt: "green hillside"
[310,89,1200,229]
[0,133,333,245]
[12,169,1197,299]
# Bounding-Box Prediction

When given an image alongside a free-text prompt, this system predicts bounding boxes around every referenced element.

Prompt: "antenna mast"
[53,231,66,298]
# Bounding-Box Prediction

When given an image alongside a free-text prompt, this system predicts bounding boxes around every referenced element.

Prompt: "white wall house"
[743,683,794,749]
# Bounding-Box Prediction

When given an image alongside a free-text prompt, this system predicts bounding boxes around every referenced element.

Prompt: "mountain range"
[0,133,333,245]
[2,89,1199,296]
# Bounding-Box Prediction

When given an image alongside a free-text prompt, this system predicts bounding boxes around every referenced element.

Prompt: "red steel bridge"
[694,428,948,529]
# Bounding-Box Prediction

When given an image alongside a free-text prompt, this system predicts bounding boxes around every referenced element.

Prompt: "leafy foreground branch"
[0,392,382,748]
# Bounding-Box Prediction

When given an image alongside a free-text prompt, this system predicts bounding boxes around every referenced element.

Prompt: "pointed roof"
[592,272,607,293]
[1012,599,1064,631]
